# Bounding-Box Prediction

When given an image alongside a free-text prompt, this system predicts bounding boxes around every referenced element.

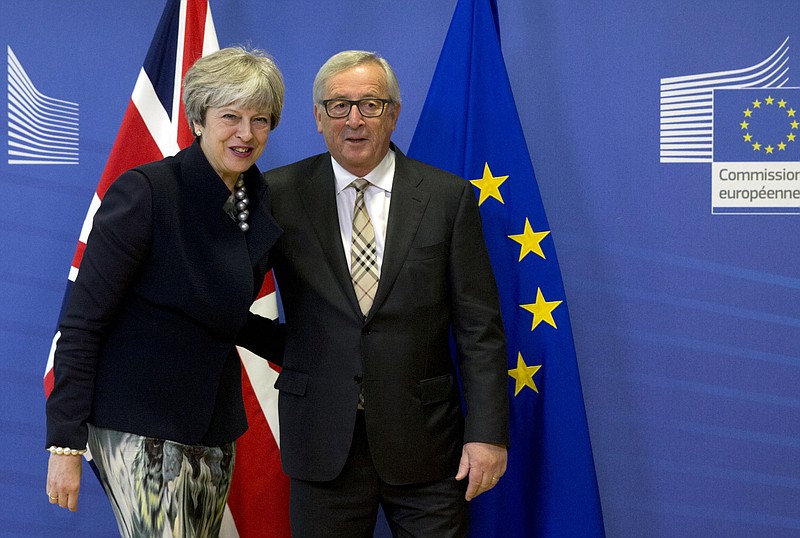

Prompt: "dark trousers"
[289,411,469,538]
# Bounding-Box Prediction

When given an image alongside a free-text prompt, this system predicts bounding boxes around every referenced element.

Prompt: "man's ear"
[389,102,401,132]
[313,104,324,134]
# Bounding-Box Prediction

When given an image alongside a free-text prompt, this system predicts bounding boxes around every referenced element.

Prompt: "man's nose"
[345,104,365,126]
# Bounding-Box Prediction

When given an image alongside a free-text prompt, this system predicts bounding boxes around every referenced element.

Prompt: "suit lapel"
[369,148,429,319]
[297,156,363,314]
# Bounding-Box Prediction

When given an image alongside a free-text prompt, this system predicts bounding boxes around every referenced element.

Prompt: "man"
[264,50,509,537]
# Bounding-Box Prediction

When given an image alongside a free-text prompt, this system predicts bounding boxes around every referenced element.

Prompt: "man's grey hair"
[312,50,401,105]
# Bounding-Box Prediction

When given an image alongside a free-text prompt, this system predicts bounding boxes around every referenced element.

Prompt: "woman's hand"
[46,453,83,512]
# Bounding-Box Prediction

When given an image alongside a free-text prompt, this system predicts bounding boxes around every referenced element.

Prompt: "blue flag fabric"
[407,0,606,536]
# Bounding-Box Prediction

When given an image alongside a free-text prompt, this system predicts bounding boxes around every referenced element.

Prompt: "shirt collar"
[333,149,395,195]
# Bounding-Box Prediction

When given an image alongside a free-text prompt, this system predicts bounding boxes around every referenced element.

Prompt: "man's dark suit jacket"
[265,145,509,485]
[46,141,282,450]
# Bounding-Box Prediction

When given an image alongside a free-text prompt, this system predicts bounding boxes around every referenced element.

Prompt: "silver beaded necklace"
[233,174,250,232]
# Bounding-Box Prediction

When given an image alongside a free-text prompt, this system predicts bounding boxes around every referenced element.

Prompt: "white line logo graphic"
[7,46,79,165]
[660,37,789,163]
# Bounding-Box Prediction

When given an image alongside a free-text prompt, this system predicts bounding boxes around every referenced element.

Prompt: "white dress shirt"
[333,150,395,275]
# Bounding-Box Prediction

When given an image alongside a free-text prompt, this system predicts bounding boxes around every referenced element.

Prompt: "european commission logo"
[660,37,800,215]
[6,46,79,165]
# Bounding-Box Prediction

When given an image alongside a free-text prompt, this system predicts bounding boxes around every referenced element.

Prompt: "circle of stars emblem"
[739,95,799,155]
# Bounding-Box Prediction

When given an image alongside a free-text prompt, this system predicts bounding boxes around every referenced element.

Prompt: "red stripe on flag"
[178,0,207,149]
[229,367,291,538]
[71,241,86,272]
[43,368,54,398]
[257,271,276,299]
[96,101,163,199]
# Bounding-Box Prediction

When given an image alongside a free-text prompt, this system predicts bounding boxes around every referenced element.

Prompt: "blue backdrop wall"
[2,1,799,536]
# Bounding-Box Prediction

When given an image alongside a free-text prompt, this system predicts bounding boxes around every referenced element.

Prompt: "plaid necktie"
[350,178,379,317]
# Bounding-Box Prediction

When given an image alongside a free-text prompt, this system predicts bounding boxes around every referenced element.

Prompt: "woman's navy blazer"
[46,141,282,449]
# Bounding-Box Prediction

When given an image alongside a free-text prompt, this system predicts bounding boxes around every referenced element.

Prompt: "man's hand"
[46,453,82,512]
[455,441,508,501]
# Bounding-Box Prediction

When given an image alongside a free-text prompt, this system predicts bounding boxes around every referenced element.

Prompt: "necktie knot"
[351,177,370,193]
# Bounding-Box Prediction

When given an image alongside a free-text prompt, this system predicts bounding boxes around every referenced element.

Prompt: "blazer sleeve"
[236,312,286,366]
[448,180,510,447]
[45,170,153,449]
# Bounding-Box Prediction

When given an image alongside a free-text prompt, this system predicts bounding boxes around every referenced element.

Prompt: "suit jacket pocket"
[274,368,309,396]
[419,374,454,405]
[406,241,447,261]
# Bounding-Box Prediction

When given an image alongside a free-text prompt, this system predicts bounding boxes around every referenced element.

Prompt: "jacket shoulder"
[131,153,182,186]
[262,153,329,186]
[397,153,469,195]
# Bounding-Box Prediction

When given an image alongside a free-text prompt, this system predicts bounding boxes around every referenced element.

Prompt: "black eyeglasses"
[321,98,394,118]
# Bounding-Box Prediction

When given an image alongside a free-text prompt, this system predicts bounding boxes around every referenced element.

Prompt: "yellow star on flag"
[470,162,508,206]
[508,218,550,261]
[765,96,775,105]
[520,288,562,331]
[508,352,541,396]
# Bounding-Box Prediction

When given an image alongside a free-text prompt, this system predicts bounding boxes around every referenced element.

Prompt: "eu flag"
[408,0,606,536]
[713,88,800,162]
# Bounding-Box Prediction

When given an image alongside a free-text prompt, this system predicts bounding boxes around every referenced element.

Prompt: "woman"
[45,47,284,536]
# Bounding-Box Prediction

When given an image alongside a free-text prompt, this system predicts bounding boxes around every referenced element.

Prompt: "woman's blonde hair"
[183,46,284,132]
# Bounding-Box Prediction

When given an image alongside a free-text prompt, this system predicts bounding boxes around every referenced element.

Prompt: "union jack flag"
[42,1,290,536]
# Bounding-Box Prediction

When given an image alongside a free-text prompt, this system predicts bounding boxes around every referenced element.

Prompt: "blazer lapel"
[245,173,283,288]
[369,148,429,319]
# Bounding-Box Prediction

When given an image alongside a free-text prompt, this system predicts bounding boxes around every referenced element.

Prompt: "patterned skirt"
[88,424,235,538]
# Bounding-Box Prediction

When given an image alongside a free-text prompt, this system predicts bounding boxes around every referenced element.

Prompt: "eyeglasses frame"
[320,98,394,119]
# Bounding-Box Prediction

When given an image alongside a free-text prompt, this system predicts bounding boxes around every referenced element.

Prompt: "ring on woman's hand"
[48,493,57,501]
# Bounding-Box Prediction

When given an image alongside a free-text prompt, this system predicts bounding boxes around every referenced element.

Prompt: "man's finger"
[455,451,470,481]
[68,492,79,512]
[465,475,481,501]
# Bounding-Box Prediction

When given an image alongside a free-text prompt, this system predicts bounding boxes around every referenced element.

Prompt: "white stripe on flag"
[238,339,281,449]
[131,68,181,158]
[203,5,219,55]
[79,193,102,244]
[44,330,60,381]
[220,504,241,538]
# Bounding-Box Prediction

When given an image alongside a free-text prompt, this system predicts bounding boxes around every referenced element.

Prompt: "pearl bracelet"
[47,446,86,456]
